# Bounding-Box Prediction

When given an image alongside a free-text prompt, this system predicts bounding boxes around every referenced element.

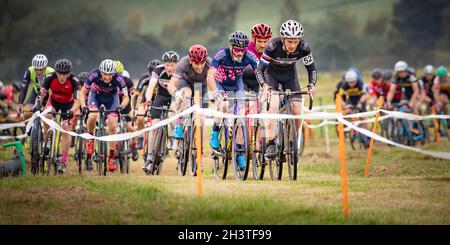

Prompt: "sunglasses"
[232,46,247,54]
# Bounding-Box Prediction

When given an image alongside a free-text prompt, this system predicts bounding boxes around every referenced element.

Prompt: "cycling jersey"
[84,69,128,99]
[84,69,127,114]
[150,65,175,119]
[19,66,54,104]
[247,41,262,59]
[256,37,317,86]
[368,79,390,98]
[211,47,259,91]
[338,80,366,106]
[152,64,173,97]
[243,41,263,93]
[437,76,450,96]
[41,72,80,104]
[419,75,435,100]
[392,74,417,101]
[0,85,15,103]
[333,81,346,102]
[173,55,212,85]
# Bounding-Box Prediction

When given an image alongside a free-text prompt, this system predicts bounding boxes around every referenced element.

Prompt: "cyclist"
[167,44,211,139]
[255,19,317,159]
[0,81,22,107]
[386,61,420,113]
[80,59,129,172]
[333,72,346,102]
[77,72,89,88]
[338,70,368,114]
[133,59,162,149]
[142,51,180,172]
[367,68,390,109]
[418,65,435,112]
[114,61,139,161]
[433,66,450,117]
[243,23,272,94]
[208,31,259,170]
[40,58,80,172]
[18,54,55,119]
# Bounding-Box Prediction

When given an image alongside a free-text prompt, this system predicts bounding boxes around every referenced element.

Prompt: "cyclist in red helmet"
[167,44,212,140]
[243,23,273,93]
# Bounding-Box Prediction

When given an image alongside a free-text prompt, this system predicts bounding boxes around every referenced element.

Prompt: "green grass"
[1,134,449,224]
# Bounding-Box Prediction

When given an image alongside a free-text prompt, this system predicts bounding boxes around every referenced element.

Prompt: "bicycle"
[144,106,173,175]
[26,96,44,175]
[116,110,133,174]
[211,95,252,181]
[87,105,118,176]
[265,85,313,181]
[346,105,370,150]
[73,110,90,174]
[390,101,427,146]
[41,111,72,175]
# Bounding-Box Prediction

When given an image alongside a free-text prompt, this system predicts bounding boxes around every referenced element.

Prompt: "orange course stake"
[195,90,203,197]
[432,107,440,143]
[335,94,349,217]
[364,96,384,177]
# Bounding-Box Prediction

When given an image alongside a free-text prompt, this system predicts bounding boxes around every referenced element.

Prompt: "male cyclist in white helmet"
[255,20,317,159]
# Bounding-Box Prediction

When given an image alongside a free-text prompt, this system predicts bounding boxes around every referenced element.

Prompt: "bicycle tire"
[232,118,250,181]
[269,120,284,181]
[213,120,229,180]
[252,123,266,180]
[286,119,298,181]
[41,130,53,176]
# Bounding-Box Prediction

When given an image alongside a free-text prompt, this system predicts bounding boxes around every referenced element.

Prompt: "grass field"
[1,130,449,224]
[1,68,449,224]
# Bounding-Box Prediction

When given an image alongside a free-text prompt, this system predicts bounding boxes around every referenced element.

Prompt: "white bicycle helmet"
[394,61,408,72]
[32,54,48,69]
[280,20,304,38]
[99,59,116,74]
[424,65,434,74]
[345,70,358,83]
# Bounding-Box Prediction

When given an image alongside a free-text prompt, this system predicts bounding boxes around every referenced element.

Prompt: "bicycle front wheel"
[232,118,250,181]
[213,121,229,180]
[286,119,298,181]
[252,122,266,180]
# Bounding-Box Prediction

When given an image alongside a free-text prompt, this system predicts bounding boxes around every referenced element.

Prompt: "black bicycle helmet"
[147,59,162,72]
[55,58,72,73]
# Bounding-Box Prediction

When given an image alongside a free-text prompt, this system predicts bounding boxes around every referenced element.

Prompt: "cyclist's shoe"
[108,158,117,172]
[167,137,174,150]
[85,139,94,155]
[86,158,93,171]
[209,130,220,149]
[173,124,183,139]
[131,147,139,161]
[236,154,246,170]
[137,136,144,150]
[58,162,66,173]
[265,144,276,159]
[143,160,153,174]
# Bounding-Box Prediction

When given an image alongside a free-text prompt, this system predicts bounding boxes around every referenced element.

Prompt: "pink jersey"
[248,41,262,60]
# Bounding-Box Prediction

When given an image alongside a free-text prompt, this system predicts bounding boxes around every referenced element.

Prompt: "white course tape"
[0,134,28,140]
[36,105,199,142]
[336,115,450,160]
[381,109,450,121]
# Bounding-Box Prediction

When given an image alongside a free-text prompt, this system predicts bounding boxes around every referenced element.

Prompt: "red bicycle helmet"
[251,23,272,39]
[189,44,208,63]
